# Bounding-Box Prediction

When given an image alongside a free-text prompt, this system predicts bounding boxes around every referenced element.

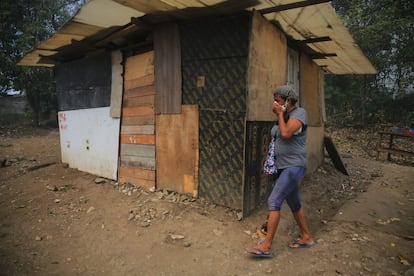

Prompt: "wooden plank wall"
[118,51,156,188]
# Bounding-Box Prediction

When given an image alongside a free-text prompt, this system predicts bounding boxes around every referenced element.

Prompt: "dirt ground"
[0,125,413,276]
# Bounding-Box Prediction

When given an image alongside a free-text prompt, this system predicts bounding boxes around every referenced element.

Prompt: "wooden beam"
[310,52,337,59]
[302,36,332,43]
[94,23,149,48]
[259,0,331,14]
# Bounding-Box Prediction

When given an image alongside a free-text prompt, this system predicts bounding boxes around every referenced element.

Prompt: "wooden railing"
[376,131,414,161]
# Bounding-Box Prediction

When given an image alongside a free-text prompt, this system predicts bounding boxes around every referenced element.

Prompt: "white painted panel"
[58,107,120,180]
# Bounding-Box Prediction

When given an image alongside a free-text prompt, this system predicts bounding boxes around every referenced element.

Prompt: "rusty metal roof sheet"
[18,0,377,74]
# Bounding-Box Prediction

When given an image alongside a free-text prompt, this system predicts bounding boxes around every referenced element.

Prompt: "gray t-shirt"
[270,107,307,169]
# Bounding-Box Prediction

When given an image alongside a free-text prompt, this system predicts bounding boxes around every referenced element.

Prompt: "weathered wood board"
[156,105,199,196]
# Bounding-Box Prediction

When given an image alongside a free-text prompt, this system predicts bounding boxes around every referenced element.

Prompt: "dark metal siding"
[181,13,250,209]
[55,53,111,111]
[244,121,275,216]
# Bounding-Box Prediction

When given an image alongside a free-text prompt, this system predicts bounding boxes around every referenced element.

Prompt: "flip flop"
[246,247,273,258]
[288,241,315,249]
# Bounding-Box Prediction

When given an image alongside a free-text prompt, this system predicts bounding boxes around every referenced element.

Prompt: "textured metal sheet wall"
[244,121,275,216]
[181,13,250,210]
[55,53,112,111]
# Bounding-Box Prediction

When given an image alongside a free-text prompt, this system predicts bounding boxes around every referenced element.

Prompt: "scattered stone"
[1,159,10,168]
[405,268,414,276]
[213,229,223,236]
[54,199,61,203]
[46,185,58,192]
[79,196,88,204]
[94,178,106,184]
[128,212,135,221]
[87,206,95,213]
[363,267,372,272]
[170,234,185,240]
[183,241,192,247]
[236,211,243,221]
[35,235,42,241]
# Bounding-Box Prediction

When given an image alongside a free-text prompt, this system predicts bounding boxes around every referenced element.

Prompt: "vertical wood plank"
[110,50,123,118]
[154,23,182,114]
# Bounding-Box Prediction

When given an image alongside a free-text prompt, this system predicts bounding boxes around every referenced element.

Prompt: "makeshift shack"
[19,0,376,216]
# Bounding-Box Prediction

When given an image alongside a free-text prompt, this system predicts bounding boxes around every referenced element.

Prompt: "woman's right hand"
[272,101,283,115]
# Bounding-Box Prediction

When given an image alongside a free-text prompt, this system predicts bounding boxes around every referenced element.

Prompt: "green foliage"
[0,112,29,126]
[326,0,414,127]
[405,111,414,127]
[0,0,84,125]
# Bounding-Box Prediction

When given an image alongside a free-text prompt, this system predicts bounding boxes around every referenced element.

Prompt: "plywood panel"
[247,11,287,121]
[156,105,199,196]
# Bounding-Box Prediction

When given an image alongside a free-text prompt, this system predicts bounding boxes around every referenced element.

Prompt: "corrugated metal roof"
[18,0,377,74]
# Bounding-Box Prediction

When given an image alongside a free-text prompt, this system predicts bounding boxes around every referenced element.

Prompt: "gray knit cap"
[273,85,298,101]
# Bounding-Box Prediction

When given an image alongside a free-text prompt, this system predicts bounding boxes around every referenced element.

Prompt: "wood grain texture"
[154,23,182,114]
[120,134,155,145]
[119,51,157,184]
[156,105,199,196]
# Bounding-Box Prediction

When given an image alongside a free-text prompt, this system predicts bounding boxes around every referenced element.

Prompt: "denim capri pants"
[268,166,306,212]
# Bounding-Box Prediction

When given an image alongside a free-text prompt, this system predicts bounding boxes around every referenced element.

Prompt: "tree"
[0,0,85,125]
[326,0,414,127]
